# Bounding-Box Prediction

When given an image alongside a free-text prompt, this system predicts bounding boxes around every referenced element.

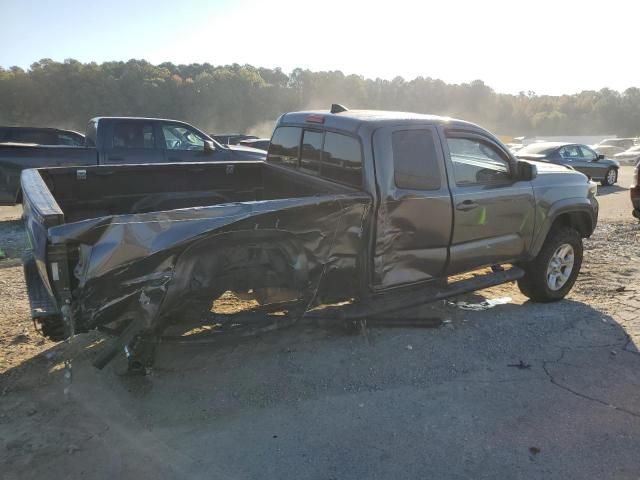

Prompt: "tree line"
[1,58,639,138]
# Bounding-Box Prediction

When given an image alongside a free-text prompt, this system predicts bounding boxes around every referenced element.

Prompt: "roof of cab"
[278,109,479,134]
[89,116,189,123]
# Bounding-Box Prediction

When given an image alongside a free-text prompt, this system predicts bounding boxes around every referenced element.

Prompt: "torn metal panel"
[46,192,370,335]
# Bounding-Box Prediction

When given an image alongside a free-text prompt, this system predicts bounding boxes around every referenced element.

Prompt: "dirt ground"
[1,173,639,479]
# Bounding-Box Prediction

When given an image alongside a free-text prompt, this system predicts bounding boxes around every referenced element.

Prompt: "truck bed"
[21,161,371,338]
[37,161,349,221]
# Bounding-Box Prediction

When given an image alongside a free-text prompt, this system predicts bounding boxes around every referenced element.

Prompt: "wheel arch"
[158,229,313,314]
[530,200,596,258]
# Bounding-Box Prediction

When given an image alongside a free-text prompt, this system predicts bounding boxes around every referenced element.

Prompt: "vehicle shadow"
[596,184,627,196]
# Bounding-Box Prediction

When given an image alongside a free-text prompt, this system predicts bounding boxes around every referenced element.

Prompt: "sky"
[0,0,637,96]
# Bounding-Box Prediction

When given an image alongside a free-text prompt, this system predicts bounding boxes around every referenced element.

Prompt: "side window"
[300,130,323,174]
[321,132,363,187]
[559,145,581,159]
[267,127,301,168]
[392,129,441,190]
[578,146,596,160]
[447,137,510,186]
[162,125,204,151]
[112,122,156,149]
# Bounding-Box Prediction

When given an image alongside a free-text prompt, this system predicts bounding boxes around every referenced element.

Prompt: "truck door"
[442,129,535,274]
[159,123,219,162]
[372,125,453,290]
[102,120,164,164]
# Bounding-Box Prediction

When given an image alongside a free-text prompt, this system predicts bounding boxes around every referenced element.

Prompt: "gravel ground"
[0,185,639,479]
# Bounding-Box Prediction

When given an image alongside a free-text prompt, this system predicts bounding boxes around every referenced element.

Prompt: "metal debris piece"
[508,360,531,369]
[451,297,512,311]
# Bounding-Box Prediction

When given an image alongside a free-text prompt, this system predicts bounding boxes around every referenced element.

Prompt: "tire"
[517,226,583,302]
[601,167,618,186]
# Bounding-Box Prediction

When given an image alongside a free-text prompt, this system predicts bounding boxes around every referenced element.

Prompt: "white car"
[613,145,640,165]
[592,138,637,158]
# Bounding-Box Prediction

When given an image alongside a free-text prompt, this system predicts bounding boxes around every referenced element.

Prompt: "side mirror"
[204,140,216,152]
[597,154,605,160]
[516,160,537,181]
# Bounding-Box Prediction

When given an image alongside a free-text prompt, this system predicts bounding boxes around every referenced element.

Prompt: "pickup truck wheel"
[601,167,618,186]
[517,227,583,302]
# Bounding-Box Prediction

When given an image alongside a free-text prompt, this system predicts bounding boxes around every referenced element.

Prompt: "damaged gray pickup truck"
[21,106,599,372]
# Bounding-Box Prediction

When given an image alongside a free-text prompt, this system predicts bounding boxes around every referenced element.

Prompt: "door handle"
[456,200,479,211]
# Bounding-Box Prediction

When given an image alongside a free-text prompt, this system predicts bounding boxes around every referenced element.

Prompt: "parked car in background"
[613,145,640,165]
[211,134,258,145]
[0,126,85,146]
[516,142,620,185]
[239,138,270,151]
[632,160,640,219]
[0,117,266,205]
[591,138,638,158]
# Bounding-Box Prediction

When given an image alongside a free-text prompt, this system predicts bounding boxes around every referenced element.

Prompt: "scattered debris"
[450,297,512,311]
[529,446,541,455]
[508,360,531,370]
[614,286,626,293]
[67,444,80,454]
[406,345,413,350]
[11,333,29,344]
[357,317,443,328]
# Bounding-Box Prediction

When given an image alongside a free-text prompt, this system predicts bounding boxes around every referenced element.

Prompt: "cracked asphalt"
[1,170,639,479]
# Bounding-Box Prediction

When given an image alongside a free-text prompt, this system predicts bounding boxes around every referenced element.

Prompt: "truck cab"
[269,108,595,292]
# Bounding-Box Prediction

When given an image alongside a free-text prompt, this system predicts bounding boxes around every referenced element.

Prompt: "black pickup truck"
[21,106,598,372]
[0,117,266,205]
[0,126,85,146]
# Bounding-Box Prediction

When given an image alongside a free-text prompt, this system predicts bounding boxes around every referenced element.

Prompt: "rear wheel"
[601,167,618,186]
[517,226,583,302]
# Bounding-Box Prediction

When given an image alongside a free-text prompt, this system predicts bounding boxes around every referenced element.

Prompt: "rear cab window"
[85,121,97,147]
[300,130,323,174]
[267,127,301,168]
[267,126,363,188]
